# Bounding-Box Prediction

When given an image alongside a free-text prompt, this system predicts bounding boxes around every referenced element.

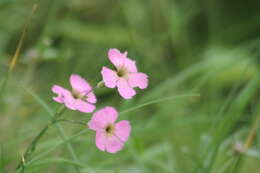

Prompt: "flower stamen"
[105,124,115,136]
[72,89,87,100]
[117,67,127,77]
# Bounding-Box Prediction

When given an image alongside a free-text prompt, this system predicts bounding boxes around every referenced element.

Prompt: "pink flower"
[88,106,131,153]
[52,74,96,113]
[101,48,148,99]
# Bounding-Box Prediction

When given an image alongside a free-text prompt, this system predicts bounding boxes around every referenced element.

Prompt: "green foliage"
[0,0,260,173]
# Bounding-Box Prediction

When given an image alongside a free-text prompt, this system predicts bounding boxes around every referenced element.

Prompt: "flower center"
[72,89,87,100]
[105,124,115,136]
[117,67,127,77]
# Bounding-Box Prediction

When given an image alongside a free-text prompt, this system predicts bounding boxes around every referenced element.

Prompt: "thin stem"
[22,87,82,173]
[244,114,260,149]
[26,129,90,167]
[120,94,200,114]
[16,80,103,172]
[83,80,104,97]
[0,72,10,102]
[231,114,260,173]
[1,144,5,173]
[230,156,243,173]
[58,119,87,126]
[16,105,65,172]
[0,4,37,102]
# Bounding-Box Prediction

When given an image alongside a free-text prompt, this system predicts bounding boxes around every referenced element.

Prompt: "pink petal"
[95,131,106,151]
[115,120,131,142]
[52,85,76,110]
[117,78,136,99]
[88,111,108,131]
[102,106,118,123]
[108,48,126,67]
[74,99,95,113]
[105,135,124,153]
[86,92,97,104]
[63,95,77,110]
[70,74,91,93]
[101,67,119,88]
[88,106,118,130]
[52,85,70,103]
[128,72,148,89]
[123,58,137,73]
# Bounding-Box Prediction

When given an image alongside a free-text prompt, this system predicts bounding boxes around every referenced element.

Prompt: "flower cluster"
[52,48,148,153]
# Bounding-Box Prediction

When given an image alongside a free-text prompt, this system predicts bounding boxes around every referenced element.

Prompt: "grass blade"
[0,144,5,173]
[22,87,81,173]
[0,4,37,101]
[121,93,200,114]
[26,129,89,167]
[30,158,86,168]
[200,73,260,173]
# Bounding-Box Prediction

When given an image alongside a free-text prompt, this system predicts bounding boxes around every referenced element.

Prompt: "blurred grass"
[0,0,260,173]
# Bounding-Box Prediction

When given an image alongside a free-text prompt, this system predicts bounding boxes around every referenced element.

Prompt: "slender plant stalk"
[0,72,10,101]
[25,129,90,168]
[58,119,87,126]
[16,105,65,172]
[17,82,102,173]
[0,144,5,173]
[196,73,260,173]
[244,114,260,149]
[22,87,83,172]
[230,114,260,173]
[121,93,200,114]
[0,4,37,102]
[16,81,103,173]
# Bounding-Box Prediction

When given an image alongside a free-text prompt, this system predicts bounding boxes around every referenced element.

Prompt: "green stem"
[230,114,260,173]
[58,119,87,126]
[0,70,11,102]
[16,105,65,172]
[230,156,243,173]
[1,144,5,173]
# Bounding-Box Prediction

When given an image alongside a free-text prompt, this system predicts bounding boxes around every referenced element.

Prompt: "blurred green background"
[0,0,260,173]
